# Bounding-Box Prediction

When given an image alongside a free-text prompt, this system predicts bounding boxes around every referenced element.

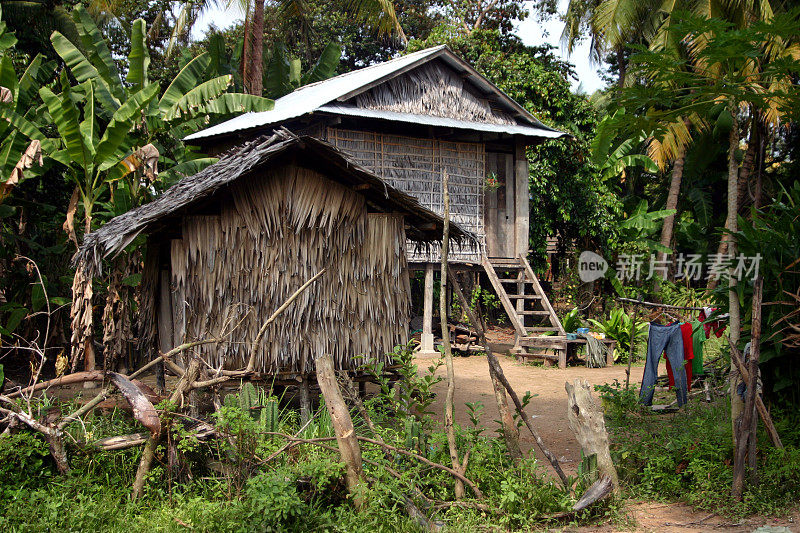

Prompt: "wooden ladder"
[481,254,565,338]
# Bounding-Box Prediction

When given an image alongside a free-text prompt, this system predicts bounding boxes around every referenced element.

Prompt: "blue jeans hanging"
[640,322,688,407]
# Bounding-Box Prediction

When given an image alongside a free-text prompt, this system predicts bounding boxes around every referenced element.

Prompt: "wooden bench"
[516,336,617,369]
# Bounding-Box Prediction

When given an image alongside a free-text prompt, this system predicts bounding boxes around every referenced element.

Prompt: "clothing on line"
[640,322,688,407]
[690,319,705,376]
[666,322,694,391]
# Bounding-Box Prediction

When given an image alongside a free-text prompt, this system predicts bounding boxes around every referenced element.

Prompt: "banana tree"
[0,8,57,191]
[590,109,660,187]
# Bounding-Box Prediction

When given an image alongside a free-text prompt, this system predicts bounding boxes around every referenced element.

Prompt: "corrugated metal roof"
[185,45,564,142]
[317,104,565,139]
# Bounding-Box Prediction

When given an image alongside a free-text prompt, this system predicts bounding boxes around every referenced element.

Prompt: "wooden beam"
[514,141,530,258]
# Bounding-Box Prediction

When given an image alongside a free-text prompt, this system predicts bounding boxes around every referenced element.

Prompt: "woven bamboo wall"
[168,164,410,374]
[326,127,485,262]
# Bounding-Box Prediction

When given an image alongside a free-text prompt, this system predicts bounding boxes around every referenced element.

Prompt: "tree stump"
[565,379,619,493]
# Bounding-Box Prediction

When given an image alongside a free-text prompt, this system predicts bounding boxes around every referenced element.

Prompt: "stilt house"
[79,131,468,375]
[185,45,569,355]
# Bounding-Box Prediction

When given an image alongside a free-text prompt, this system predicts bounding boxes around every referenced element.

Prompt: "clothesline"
[616,297,707,311]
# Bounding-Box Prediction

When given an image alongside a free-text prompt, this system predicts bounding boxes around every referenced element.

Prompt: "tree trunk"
[616,45,627,90]
[565,379,619,493]
[657,151,686,280]
[726,110,743,441]
[440,170,465,499]
[315,353,365,508]
[245,0,265,96]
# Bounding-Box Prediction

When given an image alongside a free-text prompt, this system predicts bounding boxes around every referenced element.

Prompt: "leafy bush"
[588,307,649,362]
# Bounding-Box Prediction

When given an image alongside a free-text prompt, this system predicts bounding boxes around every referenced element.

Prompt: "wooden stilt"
[300,375,311,426]
[419,263,437,355]
[155,270,174,394]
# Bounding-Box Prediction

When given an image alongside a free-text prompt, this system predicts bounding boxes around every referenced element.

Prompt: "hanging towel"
[690,320,705,376]
[699,307,728,338]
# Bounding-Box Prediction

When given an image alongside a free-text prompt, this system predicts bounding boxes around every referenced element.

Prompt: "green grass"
[598,381,800,517]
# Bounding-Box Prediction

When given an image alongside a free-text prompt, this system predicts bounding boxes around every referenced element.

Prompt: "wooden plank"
[519,254,565,334]
[515,141,530,258]
[519,310,550,316]
[481,256,527,337]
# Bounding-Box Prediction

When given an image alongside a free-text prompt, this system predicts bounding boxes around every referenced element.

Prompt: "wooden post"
[315,353,365,508]
[419,263,437,355]
[625,304,639,389]
[156,270,174,393]
[565,379,620,493]
[732,276,762,500]
[514,140,530,259]
[300,375,311,426]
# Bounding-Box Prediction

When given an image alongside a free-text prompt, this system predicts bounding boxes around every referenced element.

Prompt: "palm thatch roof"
[79,129,472,275]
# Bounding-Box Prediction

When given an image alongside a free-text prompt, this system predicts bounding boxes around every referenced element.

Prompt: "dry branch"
[449,268,522,461]
[448,265,566,486]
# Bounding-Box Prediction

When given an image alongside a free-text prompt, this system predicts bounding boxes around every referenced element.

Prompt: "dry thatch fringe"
[77,129,472,278]
[326,127,486,262]
[354,61,516,126]
[173,165,410,374]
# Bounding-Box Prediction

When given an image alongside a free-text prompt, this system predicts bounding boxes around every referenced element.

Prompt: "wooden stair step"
[499,278,531,283]
[526,327,561,333]
[488,257,523,267]
[510,294,542,300]
[518,310,551,316]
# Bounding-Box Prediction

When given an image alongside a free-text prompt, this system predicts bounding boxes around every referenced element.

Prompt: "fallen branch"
[355,435,483,499]
[729,344,783,449]
[132,358,201,499]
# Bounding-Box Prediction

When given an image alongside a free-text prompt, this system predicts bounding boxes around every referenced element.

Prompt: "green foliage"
[591,108,659,183]
[606,397,800,516]
[561,307,584,333]
[614,199,675,254]
[588,307,648,362]
[729,180,800,404]
[0,432,52,494]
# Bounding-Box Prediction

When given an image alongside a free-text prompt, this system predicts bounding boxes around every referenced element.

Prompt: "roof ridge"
[281,45,447,93]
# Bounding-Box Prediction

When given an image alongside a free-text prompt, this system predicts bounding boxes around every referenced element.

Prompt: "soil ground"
[418,327,799,532]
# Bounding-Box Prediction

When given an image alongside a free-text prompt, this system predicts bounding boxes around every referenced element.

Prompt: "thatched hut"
[79,130,468,376]
[184,46,570,358]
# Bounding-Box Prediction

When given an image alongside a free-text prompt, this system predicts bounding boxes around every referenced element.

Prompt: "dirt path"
[416,334,642,475]
[417,329,799,532]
